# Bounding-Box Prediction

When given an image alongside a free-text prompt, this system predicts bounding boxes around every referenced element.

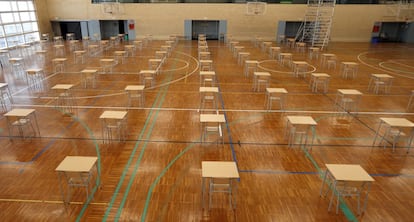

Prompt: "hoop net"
[246,2,267,16]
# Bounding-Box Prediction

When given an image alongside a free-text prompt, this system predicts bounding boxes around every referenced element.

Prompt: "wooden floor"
[1,37,414,222]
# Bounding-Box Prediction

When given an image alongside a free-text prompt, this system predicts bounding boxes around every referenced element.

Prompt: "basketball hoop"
[246,1,267,16]
[100,1,124,17]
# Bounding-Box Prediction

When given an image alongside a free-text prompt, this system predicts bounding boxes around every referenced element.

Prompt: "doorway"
[192,20,219,40]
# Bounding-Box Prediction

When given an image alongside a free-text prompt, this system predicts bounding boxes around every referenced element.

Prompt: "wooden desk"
[125,85,145,107]
[367,73,394,94]
[372,117,414,152]
[100,111,128,143]
[52,84,76,116]
[265,88,288,110]
[244,60,258,77]
[81,69,98,88]
[73,50,86,64]
[100,58,115,73]
[279,53,293,67]
[139,70,157,87]
[340,62,359,79]
[321,53,336,68]
[114,51,127,64]
[52,58,68,73]
[292,61,309,78]
[334,89,363,114]
[269,47,281,59]
[55,156,98,204]
[4,108,40,140]
[199,87,219,110]
[310,73,330,93]
[199,71,216,86]
[201,161,239,210]
[285,116,317,149]
[252,72,271,92]
[200,114,226,143]
[320,164,374,215]
[0,83,13,111]
[25,68,45,91]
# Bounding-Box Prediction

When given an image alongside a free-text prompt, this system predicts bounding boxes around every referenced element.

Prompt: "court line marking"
[0,198,107,205]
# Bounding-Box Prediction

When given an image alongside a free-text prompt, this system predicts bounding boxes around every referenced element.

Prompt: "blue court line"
[216,74,238,166]
[239,169,318,175]
[0,113,77,166]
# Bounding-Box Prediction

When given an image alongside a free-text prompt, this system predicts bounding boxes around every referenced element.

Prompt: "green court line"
[141,142,197,221]
[111,54,179,221]
[48,112,102,222]
[114,82,170,221]
[102,82,165,221]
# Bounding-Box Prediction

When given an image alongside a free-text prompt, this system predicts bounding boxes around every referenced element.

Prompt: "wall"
[38,0,388,42]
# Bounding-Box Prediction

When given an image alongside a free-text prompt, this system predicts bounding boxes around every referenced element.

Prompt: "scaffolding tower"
[296,0,335,50]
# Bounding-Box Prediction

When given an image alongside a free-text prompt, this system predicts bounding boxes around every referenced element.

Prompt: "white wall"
[39,1,389,42]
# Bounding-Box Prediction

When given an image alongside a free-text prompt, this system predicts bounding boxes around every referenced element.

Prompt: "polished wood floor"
[0,37,414,222]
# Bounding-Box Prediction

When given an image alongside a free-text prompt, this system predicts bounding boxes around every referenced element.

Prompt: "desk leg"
[6,116,13,141]
[361,182,372,215]
[372,121,383,147]
[328,180,338,212]
[319,169,329,196]
[308,126,316,151]
[201,177,206,209]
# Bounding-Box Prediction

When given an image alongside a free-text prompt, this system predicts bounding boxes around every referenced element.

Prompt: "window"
[0,1,39,49]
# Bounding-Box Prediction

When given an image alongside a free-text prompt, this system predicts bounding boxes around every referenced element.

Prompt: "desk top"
[52,58,67,62]
[337,89,363,95]
[292,61,308,65]
[202,161,239,179]
[140,70,157,74]
[245,60,258,64]
[341,62,359,65]
[100,110,128,119]
[0,82,8,88]
[322,53,336,57]
[100,58,115,62]
[81,69,98,73]
[287,116,317,126]
[200,114,226,123]
[311,73,330,78]
[200,71,215,76]
[26,68,43,73]
[326,164,374,182]
[253,72,271,77]
[380,117,414,128]
[9,57,23,61]
[55,156,98,172]
[371,74,394,78]
[4,108,35,117]
[266,88,288,93]
[199,87,219,93]
[125,85,145,91]
[52,84,74,90]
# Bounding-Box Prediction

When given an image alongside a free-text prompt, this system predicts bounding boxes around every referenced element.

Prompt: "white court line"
[357,50,414,80]
[10,103,414,116]
[257,60,317,75]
